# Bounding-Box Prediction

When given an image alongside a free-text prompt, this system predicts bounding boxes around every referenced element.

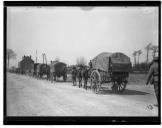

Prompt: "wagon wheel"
[112,80,127,93]
[90,70,101,94]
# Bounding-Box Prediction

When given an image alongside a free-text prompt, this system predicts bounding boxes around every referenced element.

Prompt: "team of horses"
[71,66,91,90]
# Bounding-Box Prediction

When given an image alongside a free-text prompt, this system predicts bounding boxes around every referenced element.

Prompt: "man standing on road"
[146,57,159,107]
[89,60,92,69]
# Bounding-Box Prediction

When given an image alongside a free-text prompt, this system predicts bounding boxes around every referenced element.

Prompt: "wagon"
[90,52,132,93]
[53,62,67,82]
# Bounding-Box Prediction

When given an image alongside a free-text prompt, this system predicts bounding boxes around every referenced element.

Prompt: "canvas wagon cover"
[91,52,131,72]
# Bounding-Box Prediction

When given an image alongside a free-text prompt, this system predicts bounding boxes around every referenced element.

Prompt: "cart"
[90,52,132,93]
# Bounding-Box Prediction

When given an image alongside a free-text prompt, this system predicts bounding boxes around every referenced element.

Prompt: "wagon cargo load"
[91,52,132,72]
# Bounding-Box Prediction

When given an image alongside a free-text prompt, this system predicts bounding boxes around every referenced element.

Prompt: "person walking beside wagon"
[146,57,159,107]
[89,60,92,69]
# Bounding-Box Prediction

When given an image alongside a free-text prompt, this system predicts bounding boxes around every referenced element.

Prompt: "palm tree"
[137,50,142,69]
[132,51,138,68]
[145,43,152,64]
[150,45,158,58]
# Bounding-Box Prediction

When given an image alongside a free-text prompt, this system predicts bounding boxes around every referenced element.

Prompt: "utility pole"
[42,53,47,65]
[36,50,37,63]
[42,53,44,64]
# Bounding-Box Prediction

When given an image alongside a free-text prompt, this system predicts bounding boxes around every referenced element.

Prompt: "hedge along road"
[6,73,158,116]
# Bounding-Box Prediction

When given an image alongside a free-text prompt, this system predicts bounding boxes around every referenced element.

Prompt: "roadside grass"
[128,73,147,85]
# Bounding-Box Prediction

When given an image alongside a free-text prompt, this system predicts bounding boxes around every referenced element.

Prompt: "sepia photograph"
[4,1,160,124]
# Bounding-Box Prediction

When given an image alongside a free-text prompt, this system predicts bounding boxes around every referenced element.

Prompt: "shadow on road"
[98,88,150,95]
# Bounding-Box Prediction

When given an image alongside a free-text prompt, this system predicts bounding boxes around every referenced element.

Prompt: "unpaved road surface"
[7,73,158,116]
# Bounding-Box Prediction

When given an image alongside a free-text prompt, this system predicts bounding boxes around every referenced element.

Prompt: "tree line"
[7,43,159,72]
[132,43,158,72]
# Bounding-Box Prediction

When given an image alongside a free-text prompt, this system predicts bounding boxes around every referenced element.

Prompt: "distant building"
[18,55,34,74]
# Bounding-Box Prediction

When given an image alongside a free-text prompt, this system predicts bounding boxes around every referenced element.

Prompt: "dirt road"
[7,73,158,116]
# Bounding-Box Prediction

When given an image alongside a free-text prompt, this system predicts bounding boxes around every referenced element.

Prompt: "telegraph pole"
[42,53,44,64]
[36,50,37,63]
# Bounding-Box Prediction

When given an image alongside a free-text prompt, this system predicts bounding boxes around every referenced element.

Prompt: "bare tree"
[76,56,87,66]
[7,49,16,68]
[150,45,158,58]
[145,43,152,64]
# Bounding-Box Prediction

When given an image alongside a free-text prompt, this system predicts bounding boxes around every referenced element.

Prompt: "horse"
[81,67,90,90]
[71,67,77,86]
[77,67,83,88]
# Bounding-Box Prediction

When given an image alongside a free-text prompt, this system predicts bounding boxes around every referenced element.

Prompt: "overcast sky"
[7,6,158,67]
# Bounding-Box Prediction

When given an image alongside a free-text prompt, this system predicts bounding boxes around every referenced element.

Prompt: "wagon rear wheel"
[112,81,127,93]
[90,70,101,94]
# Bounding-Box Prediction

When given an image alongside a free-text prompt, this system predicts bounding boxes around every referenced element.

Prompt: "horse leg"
[48,73,50,81]
[52,73,54,83]
[36,72,38,78]
[83,78,85,89]
[54,75,56,81]
[52,74,54,83]
[79,79,81,88]
[46,73,48,80]
[85,78,87,89]
[80,79,82,88]
[84,79,86,89]
[79,78,81,88]
[50,73,52,82]
[74,78,76,86]
[72,77,74,86]
[72,76,74,86]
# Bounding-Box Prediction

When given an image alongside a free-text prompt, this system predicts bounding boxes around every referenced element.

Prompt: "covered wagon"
[50,61,67,82]
[90,52,132,93]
